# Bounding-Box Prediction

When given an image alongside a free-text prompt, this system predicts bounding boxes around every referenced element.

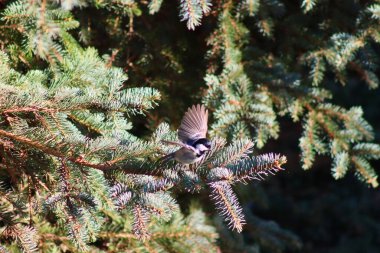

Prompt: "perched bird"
[159,104,211,164]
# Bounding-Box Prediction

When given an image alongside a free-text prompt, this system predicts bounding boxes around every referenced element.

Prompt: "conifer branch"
[132,205,150,241]
[214,138,254,167]
[2,225,39,253]
[243,0,260,16]
[180,0,203,30]
[301,0,318,13]
[351,156,379,188]
[209,181,246,232]
[226,153,286,182]
[332,152,349,179]
[0,129,162,176]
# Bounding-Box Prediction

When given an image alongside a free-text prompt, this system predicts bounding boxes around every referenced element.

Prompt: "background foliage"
[1,0,380,252]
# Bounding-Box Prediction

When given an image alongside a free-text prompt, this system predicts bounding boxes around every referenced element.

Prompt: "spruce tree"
[0,0,379,252]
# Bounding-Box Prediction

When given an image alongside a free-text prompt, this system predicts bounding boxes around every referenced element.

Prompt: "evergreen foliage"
[0,1,287,251]
[0,0,379,252]
[202,0,380,187]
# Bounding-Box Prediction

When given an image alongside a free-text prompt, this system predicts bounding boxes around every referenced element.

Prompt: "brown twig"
[0,129,162,176]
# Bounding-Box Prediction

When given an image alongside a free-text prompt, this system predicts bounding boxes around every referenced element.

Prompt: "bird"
[159,104,211,164]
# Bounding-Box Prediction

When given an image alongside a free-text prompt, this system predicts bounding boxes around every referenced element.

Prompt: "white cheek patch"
[197,144,210,152]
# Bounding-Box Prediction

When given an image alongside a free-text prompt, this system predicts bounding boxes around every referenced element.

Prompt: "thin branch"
[0,129,162,176]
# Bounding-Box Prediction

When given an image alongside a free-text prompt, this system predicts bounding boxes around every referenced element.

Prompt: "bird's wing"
[178,104,208,143]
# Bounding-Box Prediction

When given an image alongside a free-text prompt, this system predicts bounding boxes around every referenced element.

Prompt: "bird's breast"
[174,147,203,164]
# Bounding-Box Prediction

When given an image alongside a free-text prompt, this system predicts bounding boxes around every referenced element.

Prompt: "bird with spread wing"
[159,104,211,164]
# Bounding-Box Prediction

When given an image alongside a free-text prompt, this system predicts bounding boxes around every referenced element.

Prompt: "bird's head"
[195,139,212,153]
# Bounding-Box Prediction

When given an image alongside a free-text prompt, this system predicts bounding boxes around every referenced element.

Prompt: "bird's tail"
[156,152,175,166]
